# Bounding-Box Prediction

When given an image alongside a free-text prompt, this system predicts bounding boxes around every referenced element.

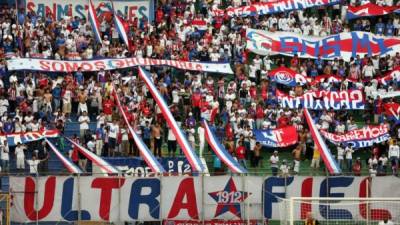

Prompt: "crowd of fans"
[0,0,399,176]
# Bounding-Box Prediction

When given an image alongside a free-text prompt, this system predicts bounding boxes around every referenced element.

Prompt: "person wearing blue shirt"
[75,68,84,86]
[55,34,66,48]
[3,118,14,134]
[52,83,62,111]
[353,20,363,31]
[71,16,80,30]
[386,20,395,36]
[375,18,385,35]
[142,122,151,148]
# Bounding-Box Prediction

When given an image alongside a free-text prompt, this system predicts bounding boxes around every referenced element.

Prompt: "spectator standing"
[337,144,345,170]
[352,157,362,176]
[198,125,205,157]
[152,122,162,157]
[379,154,389,175]
[78,111,90,141]
[311,146,321,174]
[167,126,177,157]
[345,144,354,172]
[0,140,9,172]
[292,145,302,174]
[270,151,279,176]
[236,141,247,169]
[388,140,399,175]
[15,143,27,171]
[280,159,290,177]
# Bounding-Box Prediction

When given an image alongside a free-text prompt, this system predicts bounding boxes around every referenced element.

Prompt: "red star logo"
[208,178,251,218]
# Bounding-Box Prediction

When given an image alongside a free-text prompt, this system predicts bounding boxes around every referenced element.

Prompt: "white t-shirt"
[108,123,119,139]
[270,155,279,168]
[345,147,354,159]
[389,145,400,158]
[27,159,40,174]
[337,147,344,160]
[78,115,90,130]
[0,144,9,161]
[15,146,26,158]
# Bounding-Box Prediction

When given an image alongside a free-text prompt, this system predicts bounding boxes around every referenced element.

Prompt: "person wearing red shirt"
[277,112,289,128]
[236,141,247,169]
[192,89,202,121]
[102,97,114,121]
[256,104,265,129]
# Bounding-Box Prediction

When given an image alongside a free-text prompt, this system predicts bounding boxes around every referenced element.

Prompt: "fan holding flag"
[110,0,131,50]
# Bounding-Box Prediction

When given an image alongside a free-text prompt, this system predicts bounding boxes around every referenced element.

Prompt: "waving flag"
[138,66,206,173]
[111,1,130,49]
[253,126,298,147]
[0,129,59,146]
[66,137,119,174]
[384,102,400,120]
[203,121,247,174]
[88,0,102,44]
[112,87,165,174]
[189,19,208,31]
[313,74,342,84]
[347,3,399,20]
[304,108,341,174]
[269,67,308,87]
[45,138,83,174]
[378,67,400,86]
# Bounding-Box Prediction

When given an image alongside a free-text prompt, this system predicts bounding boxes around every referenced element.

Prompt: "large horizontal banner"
[6,58,233,74]
[320,125,390,148]
[26,0,154,22]
[10,176,400,222]
[0,130,59,146]
[276,90,365,110]
[246,29,400,61]
[347,3,399,20]
[105,157,192,176]
[254,126,298,147]
[212,0,340,17]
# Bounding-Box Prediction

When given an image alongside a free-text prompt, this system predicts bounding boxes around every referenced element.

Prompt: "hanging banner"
[253,126,298,147]
[347,3,399,20]
[45,139,83,174]
[10,176,400,222]
[313,74,342,84]
[26,0,154,22]
[320,124,390,148]
[276,90,365,110]
[211,0,340,17]
[246,29,400,61]
[268,67,308,87]
[6,58,233,74]
[0,130,59,146]
[105,157,192,176]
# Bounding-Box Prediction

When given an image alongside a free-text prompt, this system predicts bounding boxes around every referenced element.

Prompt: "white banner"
[26,0,154,22]
[9,176,400,222]
[246,29,400,61]
[6,58,233,74]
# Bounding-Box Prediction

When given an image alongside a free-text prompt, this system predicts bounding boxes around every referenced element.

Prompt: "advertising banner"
[9,176,400,222]
[246,29,400,61]
[276,90,365,110]
[253,126,298,147]
[320,125,390,148]
[6,58,233,74]
[26,0,154,22]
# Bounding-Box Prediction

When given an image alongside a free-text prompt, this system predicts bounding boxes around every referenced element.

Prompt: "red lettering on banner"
[128,6,139,21]
[64,62,80,72]
[94,61,106,70]
[150,59,158,66]
[52,62,65,72]
[110,60,124,69]
[186,62,194,70]
[24,176,56,220]
[359,178,391,220]
[80,62,93,71]
[300,178,313,219]
[124,58,137,67]
[91,178,126,221]
[195,64,203,71]
[168,178,199,219]
[39,60,51,71]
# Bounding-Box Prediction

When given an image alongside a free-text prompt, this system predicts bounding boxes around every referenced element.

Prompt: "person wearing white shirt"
[362,62,375,79]
[337,144,345,170]
[198,126,205,158]
[270,151,279,176]
[26,155,45,174]
[108,121,119,156]
[345,145,354,172]
[167,127,177,157]
[379,154,389,173]
[378,219,394,225]
[78,111,90,141]
[0,140,9,171]
[388,141,400,175]
[15,143,27,170]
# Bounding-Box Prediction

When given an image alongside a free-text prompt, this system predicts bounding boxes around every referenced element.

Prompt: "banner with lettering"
[253,126,298,147]
[347,3,399,20]
[378,67,400,86]
[26,0,154,22]
[320,125,390,148]
[276,90,365,110]
[246,29,400,61]
[383,102,400,120]
[269,67,308,87]
[212,0,340,17]
[6,58,233,74]
[9,176,400,222]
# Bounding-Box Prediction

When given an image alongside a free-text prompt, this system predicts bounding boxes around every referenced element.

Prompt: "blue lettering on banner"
[351,32,372,57]
[263,177,294,218]
[322,34,341,58]
[280,37,299,53]
[128,179,160,219]
[301,40,320,57]
[319,177,354,220]
[61,178,91,221]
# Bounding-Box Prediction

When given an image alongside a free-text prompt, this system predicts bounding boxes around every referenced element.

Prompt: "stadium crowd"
[0,0,399,176]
